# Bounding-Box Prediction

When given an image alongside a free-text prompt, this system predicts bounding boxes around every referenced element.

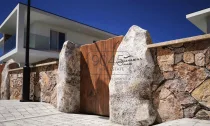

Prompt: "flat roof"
[186,8,210,33]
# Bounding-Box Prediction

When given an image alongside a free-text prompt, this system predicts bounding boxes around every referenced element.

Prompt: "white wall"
[30,23,36,34]
[1,3,114,64]
[16,4,25,52]
[31,22,103,45]
[15,20,105,64]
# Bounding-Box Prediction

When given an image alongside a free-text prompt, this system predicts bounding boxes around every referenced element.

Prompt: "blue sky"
[0,0,210,43]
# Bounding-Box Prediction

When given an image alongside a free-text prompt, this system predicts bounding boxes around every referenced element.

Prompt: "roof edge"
[0,4,19,31]
[18,2,119,36]
[186,8,210,19]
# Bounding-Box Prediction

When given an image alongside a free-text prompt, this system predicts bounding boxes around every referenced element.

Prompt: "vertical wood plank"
[80,36,123,116]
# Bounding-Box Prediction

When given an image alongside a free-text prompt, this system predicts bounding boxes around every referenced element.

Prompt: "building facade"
[187,8,210,34]
[0,3,115,65]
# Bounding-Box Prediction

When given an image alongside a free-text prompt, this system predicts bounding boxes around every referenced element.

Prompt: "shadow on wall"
[80,36,123,116]
[80,48,110,116]
[80,50,96,114]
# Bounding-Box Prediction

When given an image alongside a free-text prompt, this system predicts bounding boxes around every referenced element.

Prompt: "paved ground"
[155,118,210,126]
[1,100,210,126]
[0,100,121,126]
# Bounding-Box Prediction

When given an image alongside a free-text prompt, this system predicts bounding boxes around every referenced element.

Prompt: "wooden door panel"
[80,36,123,116]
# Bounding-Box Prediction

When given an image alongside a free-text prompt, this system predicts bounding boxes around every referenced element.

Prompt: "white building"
[0,3,116,65]
[186,8,210,33]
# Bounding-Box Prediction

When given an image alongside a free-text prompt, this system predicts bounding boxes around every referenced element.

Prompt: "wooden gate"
[80,36,123,116]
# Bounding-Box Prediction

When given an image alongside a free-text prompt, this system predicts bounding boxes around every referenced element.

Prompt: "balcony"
[0,35,16,57]
[0,33,63,57]
[25,33,63,52]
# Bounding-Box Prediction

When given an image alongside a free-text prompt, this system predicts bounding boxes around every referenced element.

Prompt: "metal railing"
[0,35,16,57]
[0,43,3,57]
[0,33,64,57]
[25,33,61,52]
[28,33,50,51]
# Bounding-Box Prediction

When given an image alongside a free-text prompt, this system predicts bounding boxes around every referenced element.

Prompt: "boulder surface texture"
[109,25,156,126]
[0,59,19,99]
[57,41,80,113]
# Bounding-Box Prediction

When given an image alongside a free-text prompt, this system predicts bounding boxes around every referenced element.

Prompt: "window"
[50,30,66,51]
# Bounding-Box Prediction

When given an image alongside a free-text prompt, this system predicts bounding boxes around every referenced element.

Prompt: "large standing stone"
[57,41,80,113]
[0,59,19,99]
[109,25,156,126]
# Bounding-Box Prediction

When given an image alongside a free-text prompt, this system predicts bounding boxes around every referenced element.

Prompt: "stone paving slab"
[155,118,210,126]
[0,100,121,126]
[0,113,121,126]
[0,100,60,122]
[1,100,210,126]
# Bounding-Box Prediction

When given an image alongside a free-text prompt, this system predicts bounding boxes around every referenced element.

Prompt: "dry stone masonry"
[152,38,210,123]
[57,41,81,113]
[36,64,58,106]
[8,62,58,107]
[109,25,157,126]
[9,70,35,100]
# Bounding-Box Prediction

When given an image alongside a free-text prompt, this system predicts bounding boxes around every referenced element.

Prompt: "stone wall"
[150,34,210,123]
[1,59,19,99]
[9,62,58,107]
[0,64,5,94]
[9,69,36,100]
[5,25,210,125]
